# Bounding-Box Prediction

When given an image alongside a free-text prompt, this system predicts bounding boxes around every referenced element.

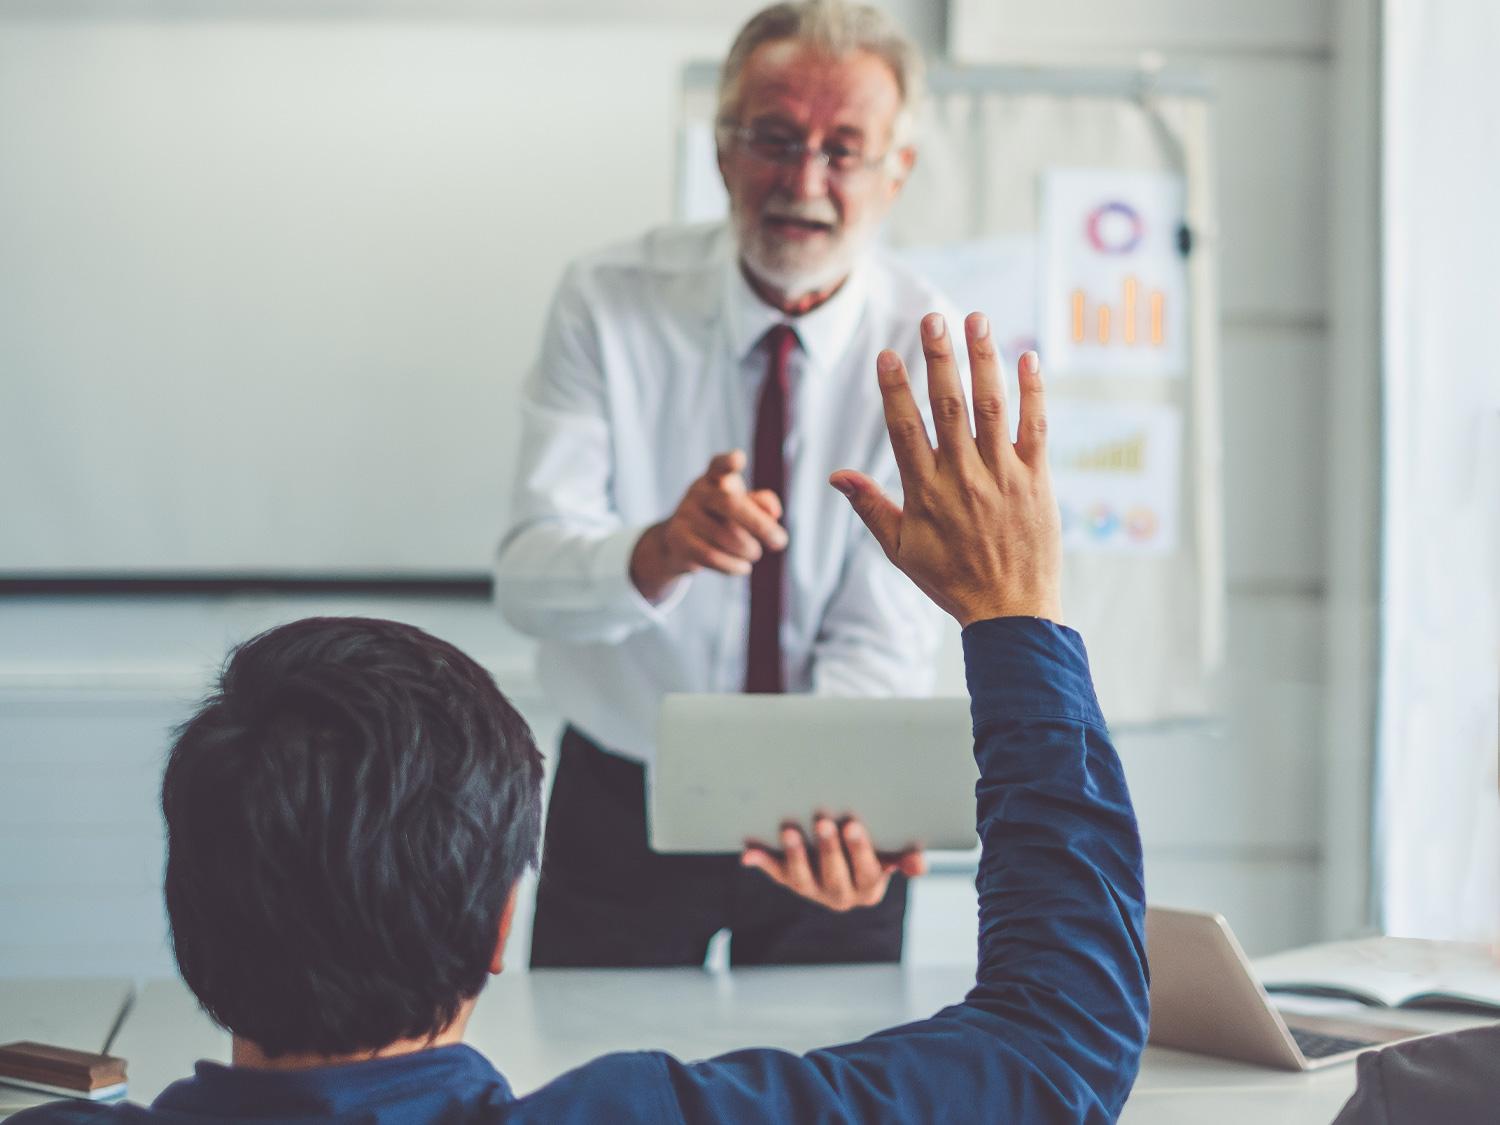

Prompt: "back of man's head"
[161,616,543,1059]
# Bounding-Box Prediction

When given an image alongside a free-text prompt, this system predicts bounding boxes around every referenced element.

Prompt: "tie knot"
[765,323,799,364]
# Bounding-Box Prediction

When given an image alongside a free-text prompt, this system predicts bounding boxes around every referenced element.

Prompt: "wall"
[948,0,1340,953]
[0,0,1355,977]
[0,595,554,976]
[0,17,723,575]
[0,0,957,978]
[1378,0,1500,941]
[0,0,943,579]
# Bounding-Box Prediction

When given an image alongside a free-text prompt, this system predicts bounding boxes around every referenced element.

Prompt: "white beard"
[739,235,857,298]
[731,196,876,300]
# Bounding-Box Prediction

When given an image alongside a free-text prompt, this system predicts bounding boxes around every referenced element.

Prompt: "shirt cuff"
[601,523,692,626]
[961,617,1106,731]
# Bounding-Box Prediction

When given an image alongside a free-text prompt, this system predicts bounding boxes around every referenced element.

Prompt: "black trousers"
[529,725,908,968]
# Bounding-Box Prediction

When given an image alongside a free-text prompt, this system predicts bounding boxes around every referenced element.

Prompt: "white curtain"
[1378,0,1500,940]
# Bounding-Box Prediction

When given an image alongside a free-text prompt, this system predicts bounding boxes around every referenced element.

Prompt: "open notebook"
[1254,936,1500,1015]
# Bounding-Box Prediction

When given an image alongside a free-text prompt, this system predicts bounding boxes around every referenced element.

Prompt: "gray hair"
[716,1,924,151]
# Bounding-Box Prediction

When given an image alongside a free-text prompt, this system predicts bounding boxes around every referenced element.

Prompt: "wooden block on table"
[0,1041,127,1100]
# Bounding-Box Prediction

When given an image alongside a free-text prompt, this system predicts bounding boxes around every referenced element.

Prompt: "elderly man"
[495,1,957,968]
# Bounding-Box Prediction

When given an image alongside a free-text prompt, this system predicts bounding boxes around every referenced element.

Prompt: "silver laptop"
[649,694,978,854]
[1147,906,1432,1069]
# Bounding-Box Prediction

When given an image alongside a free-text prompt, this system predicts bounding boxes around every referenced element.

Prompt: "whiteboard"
[0,18,723,576]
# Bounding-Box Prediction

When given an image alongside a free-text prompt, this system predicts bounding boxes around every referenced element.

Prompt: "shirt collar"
[156,1044,513,1117]
[722,236,872,370]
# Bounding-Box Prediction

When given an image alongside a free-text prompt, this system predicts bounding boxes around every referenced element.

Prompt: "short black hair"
[162,616,543,1058]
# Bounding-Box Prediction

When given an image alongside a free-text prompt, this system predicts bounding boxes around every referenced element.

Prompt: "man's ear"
[887,147,917,200]
[488,883,523,976]
[716,143,731,193]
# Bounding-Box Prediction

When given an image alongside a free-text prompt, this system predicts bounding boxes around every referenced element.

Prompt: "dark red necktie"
[745,324,797,694]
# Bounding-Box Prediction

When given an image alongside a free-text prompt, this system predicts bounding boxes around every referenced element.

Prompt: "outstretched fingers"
[919,314,974,466]
[875,350,935,492]
[965,312,1011,472]
[1014,351,1048,466]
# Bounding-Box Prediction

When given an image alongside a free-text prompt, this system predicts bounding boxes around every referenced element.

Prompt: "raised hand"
[630,449,788,602]
[830,312,1063,627]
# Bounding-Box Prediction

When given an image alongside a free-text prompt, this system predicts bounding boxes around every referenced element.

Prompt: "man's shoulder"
[501,1050,679,1122]
[1337,1021,1500,1124]
[844,250,965,378]
[562,221,730,300]
[857,249,964,360]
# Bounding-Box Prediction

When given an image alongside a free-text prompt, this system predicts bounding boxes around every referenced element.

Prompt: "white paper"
[1255,936,1500,1010]
[1041,168,1188,377]
[1049,401,1182,556]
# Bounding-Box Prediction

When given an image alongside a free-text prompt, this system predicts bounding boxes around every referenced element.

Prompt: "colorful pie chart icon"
[1124,506,1159,542]
[1087,503,1119,539]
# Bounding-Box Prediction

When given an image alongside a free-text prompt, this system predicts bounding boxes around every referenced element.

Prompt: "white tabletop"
[0,978,133,1117]
[7,968,1492,1123]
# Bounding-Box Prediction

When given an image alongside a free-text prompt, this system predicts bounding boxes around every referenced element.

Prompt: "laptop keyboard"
[1290,1027,1376,1059]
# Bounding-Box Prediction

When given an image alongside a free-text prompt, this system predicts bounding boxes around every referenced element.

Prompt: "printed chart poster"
[1050,400,1182,556]
[1041,169,1188,377]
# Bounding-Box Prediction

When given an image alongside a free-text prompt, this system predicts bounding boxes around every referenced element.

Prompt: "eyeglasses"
[717,123,892,179]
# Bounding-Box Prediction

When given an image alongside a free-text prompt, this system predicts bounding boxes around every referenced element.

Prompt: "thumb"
[829,471,901,558]
[880,850,927,878]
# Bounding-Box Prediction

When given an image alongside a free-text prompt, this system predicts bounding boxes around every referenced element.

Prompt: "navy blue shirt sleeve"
[646,617,1149,1123]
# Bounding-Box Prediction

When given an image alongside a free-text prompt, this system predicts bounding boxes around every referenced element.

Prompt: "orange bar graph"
[1070,281,1167,348]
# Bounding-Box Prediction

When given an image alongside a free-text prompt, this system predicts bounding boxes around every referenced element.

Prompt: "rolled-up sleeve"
[494,266,688,643]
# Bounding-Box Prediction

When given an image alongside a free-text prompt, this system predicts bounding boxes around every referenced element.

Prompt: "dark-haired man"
[16,313,1149,1122]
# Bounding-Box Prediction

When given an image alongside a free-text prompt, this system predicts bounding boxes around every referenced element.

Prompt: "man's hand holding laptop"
[741,311,1060,912]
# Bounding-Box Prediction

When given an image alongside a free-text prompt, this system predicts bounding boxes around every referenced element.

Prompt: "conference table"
[0,968,1488,1121]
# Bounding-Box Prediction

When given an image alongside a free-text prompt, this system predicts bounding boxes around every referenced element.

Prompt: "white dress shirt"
[495,222,958,761]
